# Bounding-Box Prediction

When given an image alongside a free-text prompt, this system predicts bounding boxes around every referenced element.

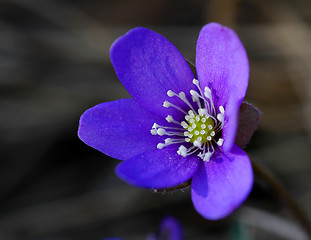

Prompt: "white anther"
[217,138,224,146]
[190,90,199,98]
[177,145,187,157]
[189,111,195,118]
[203,151,213,162]
[200,130,205,135]
[190,119,195,124]
[208,125,213,130]
[185,138,191,142]
[217,113,224,123]
[150,129,157,135]
[184,131,190,137]
[157,128,166,136]
[207,136,212,141]
[163,101,170,108]
[152,123,159,129]
[188,134,193,138]
[185,115,190,121]
[219,105,225,114]
[195,131,200,135]
[181,121,188,128]
[167,90,175,97]
[197,136,202,142]
[192,78,199,85]
[164,138,172,144]
[178,92,186,99]
[157,143,166,149]
[188,127,193,132]
[192,124,196,128]
[211,131,215,136]
[199,108,208,116]
[195,116,200,121]
[201,118,206,123]
[165,115,174,123]
[194,140,202,148]
[201,124,206,129]
[204,87,212,99]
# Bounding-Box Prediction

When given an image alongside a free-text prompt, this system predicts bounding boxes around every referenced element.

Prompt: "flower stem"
[251,158,311,238]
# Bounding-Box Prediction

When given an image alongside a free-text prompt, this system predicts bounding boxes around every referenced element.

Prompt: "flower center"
[150,78,225,162]
[183,110,215,144]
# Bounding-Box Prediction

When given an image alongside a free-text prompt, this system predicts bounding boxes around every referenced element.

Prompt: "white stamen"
[163,101,170,108]
[179,92,186,99]
[164,115,181,125]
[198,108,207,116]
[167,90,175,97]
[203,151,213,162]
[177,145,187,157]
[217,138,224,146]
[157,143,165,149]
[217,113,224,123]
[157,128,166,136]
[194,140,202,148]
[153,77,226,163]
[192,78,199,85]
[163,101,187,114]
[165,115,174,122]
[190,90,199,99]
[181,121,188,128]
[188,110,195,118]
[219,105,225,114]
[204,86,212,99]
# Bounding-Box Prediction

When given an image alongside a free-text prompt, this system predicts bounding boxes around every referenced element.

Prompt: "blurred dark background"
[0,0,311,239]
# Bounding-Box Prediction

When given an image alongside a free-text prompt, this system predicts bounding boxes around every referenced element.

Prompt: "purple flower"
[78,23,258,220]
[147,216,183,240]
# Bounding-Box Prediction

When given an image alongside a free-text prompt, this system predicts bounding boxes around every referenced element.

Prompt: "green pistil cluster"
[182,110,215,144]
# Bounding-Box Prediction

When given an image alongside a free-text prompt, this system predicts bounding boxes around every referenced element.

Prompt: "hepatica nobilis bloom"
[78,23,261,220]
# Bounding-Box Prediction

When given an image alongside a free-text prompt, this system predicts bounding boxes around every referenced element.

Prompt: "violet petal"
[116,146,200,189]
[191,144,253,220]
[78,99,165,160]
[196,23,249,152]
[110,27,195,121]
